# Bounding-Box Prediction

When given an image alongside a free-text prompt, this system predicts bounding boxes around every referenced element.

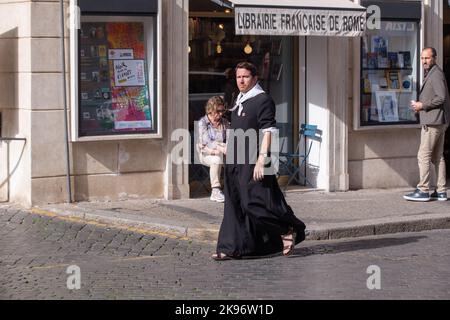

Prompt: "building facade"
[0,0,447,206]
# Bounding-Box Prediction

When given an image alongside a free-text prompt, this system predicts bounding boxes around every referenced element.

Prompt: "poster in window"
[113,60,146,87]
[375,91,399,122]
[107,22,151,132]
[79,21,153,136]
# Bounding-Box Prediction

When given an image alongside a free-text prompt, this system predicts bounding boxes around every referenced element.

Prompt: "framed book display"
[375,91,399,122]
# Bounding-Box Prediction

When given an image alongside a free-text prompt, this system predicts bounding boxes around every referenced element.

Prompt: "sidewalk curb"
[306,214,450,240]
[32,206,450,242]
[31,207,191,240]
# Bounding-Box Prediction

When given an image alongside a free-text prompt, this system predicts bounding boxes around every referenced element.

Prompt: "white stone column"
[163,0,190,199]
[305,37,329,190]
[327,37,350,192]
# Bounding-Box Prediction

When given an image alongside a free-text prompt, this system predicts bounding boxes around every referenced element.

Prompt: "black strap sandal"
[281,228,297,256]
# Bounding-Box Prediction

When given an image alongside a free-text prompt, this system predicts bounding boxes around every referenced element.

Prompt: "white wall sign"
[113,60,146,87]
[235,7,366,37]
[108,49,134,60]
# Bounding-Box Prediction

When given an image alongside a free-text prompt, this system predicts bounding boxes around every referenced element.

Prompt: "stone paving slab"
[27,187,450,242]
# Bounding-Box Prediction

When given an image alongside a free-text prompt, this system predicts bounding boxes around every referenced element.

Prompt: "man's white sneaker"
[210,188,225,203]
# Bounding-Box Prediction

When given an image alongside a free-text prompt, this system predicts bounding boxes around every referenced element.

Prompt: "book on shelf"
[398,51,411,68]
[363,75,371,93]
[368,73,380,91]
[367,53,377,69]
[378,55,389,68]
[401,75,413,92]
[386,70,401,90]
[361,95,371,122]
[372,36,388,57]
[398,53,404,68]
[379,76,388,89]
[388,52,398,68]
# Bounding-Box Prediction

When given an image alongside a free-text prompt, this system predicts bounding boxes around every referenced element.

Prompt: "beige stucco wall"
[1,0,189,206]
[0,0,33,204]
[348,0,442,190]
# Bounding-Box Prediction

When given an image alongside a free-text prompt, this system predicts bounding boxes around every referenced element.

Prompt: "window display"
[360,20,420,126]
[78,17,157,137]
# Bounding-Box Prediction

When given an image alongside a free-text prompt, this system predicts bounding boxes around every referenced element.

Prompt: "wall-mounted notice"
[113,60,146,87]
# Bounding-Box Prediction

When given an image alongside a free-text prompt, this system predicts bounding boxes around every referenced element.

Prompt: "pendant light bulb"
[244,42,253,55]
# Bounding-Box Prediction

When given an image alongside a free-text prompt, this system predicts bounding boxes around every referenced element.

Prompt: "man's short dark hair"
[423,47,437,58]
[235,62,258,77]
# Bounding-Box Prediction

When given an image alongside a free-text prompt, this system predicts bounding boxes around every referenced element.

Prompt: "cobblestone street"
[1,207,450,300]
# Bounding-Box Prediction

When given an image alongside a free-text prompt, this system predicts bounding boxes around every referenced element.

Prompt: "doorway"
[188,0,298,197]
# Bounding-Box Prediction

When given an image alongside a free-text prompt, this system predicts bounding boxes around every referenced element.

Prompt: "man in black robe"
[212,62,306,260]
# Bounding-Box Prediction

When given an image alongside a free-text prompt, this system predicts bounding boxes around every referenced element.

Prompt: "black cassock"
[217,92,306,257]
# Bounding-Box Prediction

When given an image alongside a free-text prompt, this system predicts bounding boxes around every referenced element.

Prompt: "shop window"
[75,16,158,139]
[357,1,421,129]
[359,20,420,127]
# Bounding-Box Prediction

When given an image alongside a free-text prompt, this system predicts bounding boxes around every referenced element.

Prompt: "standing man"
[212,62,306,260]
[404,47,450,202]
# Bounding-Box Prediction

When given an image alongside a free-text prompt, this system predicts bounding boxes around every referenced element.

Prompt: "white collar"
[230,83,265,112]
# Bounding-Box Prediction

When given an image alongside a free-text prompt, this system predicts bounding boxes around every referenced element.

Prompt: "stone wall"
[1,0,190,205]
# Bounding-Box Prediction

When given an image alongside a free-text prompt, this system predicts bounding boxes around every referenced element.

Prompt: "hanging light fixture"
[244,42,253,54]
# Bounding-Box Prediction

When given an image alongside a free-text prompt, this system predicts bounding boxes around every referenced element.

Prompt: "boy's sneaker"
[403,189,431,202]
[430,190,448,201]
[210,188,225,203]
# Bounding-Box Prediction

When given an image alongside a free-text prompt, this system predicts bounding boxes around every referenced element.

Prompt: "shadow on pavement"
[290,235,427,258]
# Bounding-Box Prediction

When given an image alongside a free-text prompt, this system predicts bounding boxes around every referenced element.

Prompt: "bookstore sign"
[235,7,367,37]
